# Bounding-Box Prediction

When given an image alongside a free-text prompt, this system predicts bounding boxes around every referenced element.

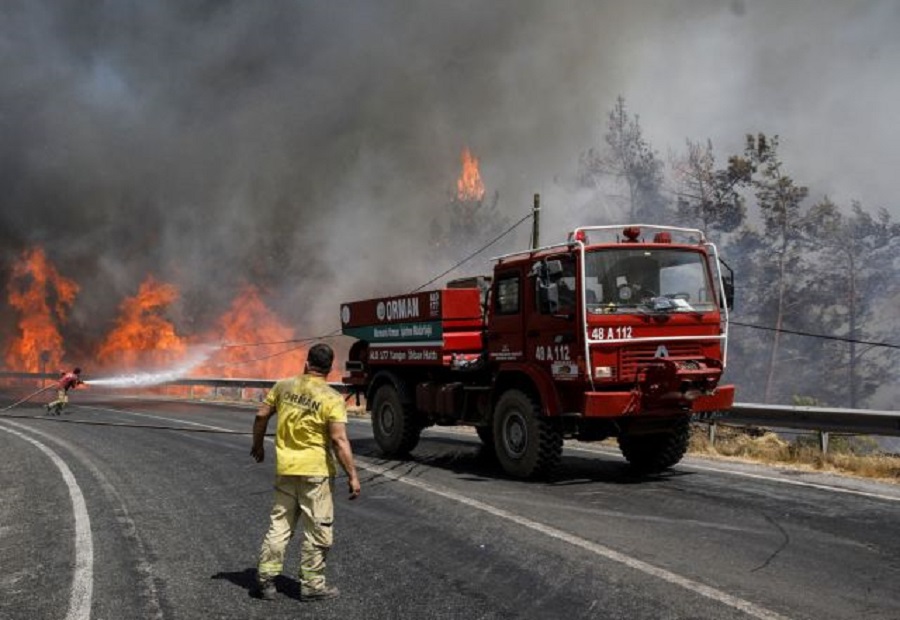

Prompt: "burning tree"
[4,247,79,372]
[95,276,187,370]
[430,147,507,259]
[198,284,304,379]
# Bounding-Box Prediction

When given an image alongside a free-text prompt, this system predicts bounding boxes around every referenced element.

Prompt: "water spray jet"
[86,345,217,389]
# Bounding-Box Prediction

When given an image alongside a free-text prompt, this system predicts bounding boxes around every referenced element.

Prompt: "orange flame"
[96,276,186,369]
[456,147,486,202]
[198,284,303,379]
[4,247,79,371]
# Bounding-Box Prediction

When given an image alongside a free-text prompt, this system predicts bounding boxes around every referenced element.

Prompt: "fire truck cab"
[341,224,735,478]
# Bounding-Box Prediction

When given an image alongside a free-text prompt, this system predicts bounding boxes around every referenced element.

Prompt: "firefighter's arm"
[329,421,361,499]
[251,403,276,462]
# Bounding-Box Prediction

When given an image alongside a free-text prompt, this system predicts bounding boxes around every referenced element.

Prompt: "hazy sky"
[1,0,897,342]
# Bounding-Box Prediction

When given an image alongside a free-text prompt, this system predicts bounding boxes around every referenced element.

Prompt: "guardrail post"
[819,431,829,454]
[708,422,717,446]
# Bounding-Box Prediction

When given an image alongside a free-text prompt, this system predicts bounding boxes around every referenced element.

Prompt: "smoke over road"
[1,1,897,365]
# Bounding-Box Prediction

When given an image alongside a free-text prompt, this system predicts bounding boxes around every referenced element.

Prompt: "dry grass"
[689,424,900,484]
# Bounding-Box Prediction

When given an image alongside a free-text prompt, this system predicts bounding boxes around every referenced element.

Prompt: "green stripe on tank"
[342,321,443,342]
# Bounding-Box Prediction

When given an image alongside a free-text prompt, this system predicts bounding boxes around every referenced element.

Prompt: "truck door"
[527,254,579,379]
[486,269,525,363]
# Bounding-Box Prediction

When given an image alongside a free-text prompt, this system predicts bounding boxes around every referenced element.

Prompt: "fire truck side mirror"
[723,276,735,310]
[531,259,566,314]
[544,259,564,279]
[537,280,559,314]
[529,259,562,284]
[718,258,735,310]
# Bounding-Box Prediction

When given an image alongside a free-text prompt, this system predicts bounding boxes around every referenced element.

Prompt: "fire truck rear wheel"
[371,383,421,457]
[617,417,690,473]
[492,389,562,479]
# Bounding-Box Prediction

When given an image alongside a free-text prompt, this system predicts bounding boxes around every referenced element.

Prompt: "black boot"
[253,577,276,601]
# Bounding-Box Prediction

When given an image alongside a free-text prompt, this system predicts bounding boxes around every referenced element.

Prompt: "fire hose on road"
[0,384,56,413]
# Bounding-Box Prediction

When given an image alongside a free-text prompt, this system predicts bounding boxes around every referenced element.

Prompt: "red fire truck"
[341,225,735,478]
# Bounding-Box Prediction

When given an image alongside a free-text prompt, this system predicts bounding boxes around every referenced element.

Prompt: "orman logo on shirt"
[284,391,322,413]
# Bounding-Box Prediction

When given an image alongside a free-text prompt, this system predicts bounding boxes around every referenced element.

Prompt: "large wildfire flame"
[4,247,79,371]
[3,253,320,384]
[96,276,187,369]
[456,147,486,202]
[197,284,304,379]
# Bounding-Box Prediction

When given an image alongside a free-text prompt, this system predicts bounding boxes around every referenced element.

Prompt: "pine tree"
[802,200,898,407]
[579,96,668,221]
[737,134,810,403]
[671,138,749,235]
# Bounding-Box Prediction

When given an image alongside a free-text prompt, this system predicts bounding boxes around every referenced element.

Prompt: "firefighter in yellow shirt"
[251,343,361,602]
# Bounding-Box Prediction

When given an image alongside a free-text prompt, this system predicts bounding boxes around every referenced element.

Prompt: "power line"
[217,211,534,355]
[209,330,343,367]
[410,211,533,293]
[217,332,340,349]
[730,321,900,350]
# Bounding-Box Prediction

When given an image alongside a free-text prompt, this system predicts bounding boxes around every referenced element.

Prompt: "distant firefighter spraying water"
[46,367,84,415]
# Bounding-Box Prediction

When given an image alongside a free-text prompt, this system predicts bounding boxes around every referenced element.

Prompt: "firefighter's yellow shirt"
[265,374,347,476]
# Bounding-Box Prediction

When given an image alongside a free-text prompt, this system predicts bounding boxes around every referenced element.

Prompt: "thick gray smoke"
[1,0,897,358]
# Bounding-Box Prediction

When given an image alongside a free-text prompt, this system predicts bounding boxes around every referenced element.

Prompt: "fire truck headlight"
[594,366,614,379]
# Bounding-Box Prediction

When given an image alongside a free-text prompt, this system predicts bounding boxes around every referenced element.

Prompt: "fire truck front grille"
[620,343,704,382]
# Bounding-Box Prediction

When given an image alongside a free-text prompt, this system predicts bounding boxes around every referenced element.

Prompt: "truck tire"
[492,389,562,478]
[371,383,421,457]
[617,417,690,473]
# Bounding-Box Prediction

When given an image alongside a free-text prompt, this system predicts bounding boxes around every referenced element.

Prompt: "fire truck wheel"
[617,418,690,473]
[371,383,421,457]
[492,389,562,479]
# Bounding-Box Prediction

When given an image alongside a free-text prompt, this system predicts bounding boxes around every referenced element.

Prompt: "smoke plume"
[1,1,897,365]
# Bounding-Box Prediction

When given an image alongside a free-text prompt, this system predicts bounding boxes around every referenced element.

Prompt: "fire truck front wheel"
[617,417,690,473]
[492,389,562,479]
[371,383,421,457]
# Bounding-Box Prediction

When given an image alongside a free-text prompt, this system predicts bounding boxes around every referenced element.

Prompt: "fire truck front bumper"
[581,385,735,418]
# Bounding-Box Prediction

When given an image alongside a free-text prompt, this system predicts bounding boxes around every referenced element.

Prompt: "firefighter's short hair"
[306,344,334,373]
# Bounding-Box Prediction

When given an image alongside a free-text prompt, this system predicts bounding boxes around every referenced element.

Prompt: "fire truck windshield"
[583,248,716,313]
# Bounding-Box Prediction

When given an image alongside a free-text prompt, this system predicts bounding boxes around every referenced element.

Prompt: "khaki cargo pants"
[257,475,334,594]
[47,389,69,414]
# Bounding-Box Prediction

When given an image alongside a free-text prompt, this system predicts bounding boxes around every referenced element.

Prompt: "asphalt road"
[1,390,899,620]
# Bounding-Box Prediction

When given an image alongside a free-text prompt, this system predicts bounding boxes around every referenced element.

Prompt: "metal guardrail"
[717,402,900,437]
[3,372,898,437]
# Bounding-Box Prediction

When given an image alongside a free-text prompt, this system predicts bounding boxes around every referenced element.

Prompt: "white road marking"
[566,442,900,503]
[0,421,94,620]
[78,405,229,430]
[426,426,900,503]
[355,457,791,620]
[82,408,789,619]
[677,462,900,502]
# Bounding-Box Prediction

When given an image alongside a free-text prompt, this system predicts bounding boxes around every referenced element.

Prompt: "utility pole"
[531,193,541,249]
[40,350,50,388]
